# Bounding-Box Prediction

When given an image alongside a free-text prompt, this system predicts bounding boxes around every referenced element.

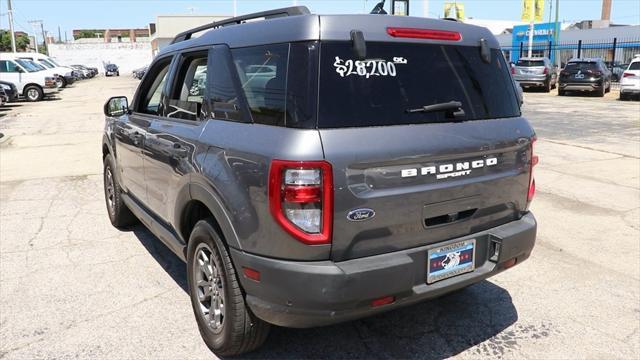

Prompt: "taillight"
[543,67,548,75]
[269,160,333,245]
[527,137,539,204]
[386,27,462,41]
[623,72,634,78]
[511,66,516,75]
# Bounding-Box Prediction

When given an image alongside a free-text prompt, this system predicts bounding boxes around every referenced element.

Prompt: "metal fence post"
[577,40,582,58]
[612,37,617,64]
[519,42,523,58]
[548,40,553,60]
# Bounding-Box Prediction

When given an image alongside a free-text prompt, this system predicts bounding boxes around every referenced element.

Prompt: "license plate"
[427,239,475,284]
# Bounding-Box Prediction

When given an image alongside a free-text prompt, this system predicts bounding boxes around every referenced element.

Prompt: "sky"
[1,0,639,40]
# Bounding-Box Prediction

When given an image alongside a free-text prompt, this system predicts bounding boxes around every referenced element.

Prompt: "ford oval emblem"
[347,208,376,222]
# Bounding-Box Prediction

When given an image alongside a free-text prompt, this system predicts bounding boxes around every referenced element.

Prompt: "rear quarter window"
[318,42,520,128]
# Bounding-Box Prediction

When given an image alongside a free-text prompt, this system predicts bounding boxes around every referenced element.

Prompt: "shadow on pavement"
[131,225,518,359]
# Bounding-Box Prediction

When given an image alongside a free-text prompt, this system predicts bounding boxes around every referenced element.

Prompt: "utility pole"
[233,0,237,16]
[28,20,42,54]
[423,0,429,18]
[7,0,17,52]
[41,23,49,55]
[58,26,62,43]
[554,0,560,66]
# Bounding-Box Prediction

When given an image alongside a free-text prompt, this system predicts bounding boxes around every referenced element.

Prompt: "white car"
[12,53,77,88]
[0,55,59,101]
[620,55,640,101]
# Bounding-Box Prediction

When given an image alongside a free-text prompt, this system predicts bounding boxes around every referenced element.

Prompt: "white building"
[150,14,230,55]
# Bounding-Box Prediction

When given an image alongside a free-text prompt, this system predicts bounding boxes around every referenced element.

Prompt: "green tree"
[74,30,104,40]
[0,30,30,52]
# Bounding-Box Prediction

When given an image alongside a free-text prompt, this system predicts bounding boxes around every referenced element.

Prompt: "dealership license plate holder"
[427,239,476,284]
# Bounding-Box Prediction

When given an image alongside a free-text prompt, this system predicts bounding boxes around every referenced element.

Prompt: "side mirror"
[104,96,129,117]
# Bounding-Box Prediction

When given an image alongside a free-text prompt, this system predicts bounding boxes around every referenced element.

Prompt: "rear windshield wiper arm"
[406,101,464,116]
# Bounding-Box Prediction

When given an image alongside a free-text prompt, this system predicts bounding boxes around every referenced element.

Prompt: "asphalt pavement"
[0,78,638,359]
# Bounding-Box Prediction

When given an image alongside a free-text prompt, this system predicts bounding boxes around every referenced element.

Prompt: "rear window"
[318,42,520,128]
[517,59,545,67]
[629,62,640,70]
[565,62,598,71]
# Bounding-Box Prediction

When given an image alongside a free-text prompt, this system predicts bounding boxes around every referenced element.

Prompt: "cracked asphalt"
[0,77,638,359]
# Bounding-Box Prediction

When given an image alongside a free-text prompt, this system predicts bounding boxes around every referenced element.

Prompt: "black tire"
[103,154,137,228]
[619,92,627,101]
[56,77,67,88]
[23,85,43,102]
[558,88,565,96]
[596,85,605,97]
[543,80,551,93]
[187,219,270,356]
[605,81,611,93]
[116,71,120,76]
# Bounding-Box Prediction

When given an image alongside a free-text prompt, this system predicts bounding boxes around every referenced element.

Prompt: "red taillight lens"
[511,66,516,75]
[371,296,395,308]
[386,27,462,41]
[543,67,548,74]
[623,72,634,78]
[527,137,539,204]
[269,160,333,245]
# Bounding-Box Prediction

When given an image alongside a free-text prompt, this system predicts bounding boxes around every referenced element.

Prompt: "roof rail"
[171,6,311,44]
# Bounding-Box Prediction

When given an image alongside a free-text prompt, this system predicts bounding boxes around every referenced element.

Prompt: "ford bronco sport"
[102,6,537,356]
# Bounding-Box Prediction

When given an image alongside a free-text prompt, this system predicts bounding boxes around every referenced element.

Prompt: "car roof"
[158,9,498,57]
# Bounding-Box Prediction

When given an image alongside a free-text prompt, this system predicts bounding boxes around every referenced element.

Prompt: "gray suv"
[102,6,537,356]
[512,57,557,92]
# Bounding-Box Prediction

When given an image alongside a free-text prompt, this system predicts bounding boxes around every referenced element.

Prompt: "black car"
[0,81,18,102]
[558,58,612,97]
[104,63,119,77]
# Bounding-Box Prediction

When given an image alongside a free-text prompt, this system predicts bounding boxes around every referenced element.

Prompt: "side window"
[231,44,289,126]
[137,58,172,116]
[208,46,244,122]
[0,60,19,73]
[167,52,208,121]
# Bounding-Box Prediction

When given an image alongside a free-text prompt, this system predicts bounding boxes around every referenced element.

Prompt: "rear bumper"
[560,81,602,91]
[514,75,547,86]
[232,212,537,328]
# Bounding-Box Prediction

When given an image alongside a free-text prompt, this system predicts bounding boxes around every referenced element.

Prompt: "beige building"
[150,14,230,55]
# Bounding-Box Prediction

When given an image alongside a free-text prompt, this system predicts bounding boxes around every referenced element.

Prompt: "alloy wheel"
[193,243,225,332]
[27,88,39,101]
[104,167,115,216]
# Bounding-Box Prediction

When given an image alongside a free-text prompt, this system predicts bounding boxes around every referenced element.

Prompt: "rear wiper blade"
[405,101,465,119]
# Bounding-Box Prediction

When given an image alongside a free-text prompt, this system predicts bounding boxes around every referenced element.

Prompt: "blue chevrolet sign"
[511,22,560,62]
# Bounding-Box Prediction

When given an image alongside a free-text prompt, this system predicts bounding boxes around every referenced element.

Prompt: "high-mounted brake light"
[527,137,539,204]
[386,27,462,41]
[269,160,333,245]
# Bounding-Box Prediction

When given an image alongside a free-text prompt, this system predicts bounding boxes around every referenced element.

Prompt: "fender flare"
[188,180,242,250]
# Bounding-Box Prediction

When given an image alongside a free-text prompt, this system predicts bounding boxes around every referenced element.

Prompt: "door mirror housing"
[104,96,129,117]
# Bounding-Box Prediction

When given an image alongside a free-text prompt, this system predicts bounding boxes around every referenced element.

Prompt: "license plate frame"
[426,239,476,284]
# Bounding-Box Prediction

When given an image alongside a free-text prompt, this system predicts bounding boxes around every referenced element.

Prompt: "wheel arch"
[179,181,242,252]
[22,83,43,96]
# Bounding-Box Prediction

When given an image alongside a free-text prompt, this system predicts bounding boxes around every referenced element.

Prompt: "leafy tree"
[0,30,30,52]
[74,30,104,40]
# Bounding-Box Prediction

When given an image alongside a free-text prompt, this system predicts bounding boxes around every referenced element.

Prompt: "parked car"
[132,65,148,80]
[13,53,77,87]
[0,88,7,106]
[104,63,119,77]
[0,55,59,101]
[102,6,537,356]
[558,58,612,97]
[0,80,19,102]
[512,57,557,92]
[70,65,95,79]
[619,55,640,100]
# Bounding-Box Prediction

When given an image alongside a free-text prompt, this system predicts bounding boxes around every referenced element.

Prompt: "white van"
[12,53,77,88]
[0,55,59,101]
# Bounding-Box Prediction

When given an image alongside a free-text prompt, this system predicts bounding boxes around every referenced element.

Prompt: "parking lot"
[0,77,638,359]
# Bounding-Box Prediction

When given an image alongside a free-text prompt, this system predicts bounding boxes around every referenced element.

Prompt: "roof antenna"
[370,0,387,14]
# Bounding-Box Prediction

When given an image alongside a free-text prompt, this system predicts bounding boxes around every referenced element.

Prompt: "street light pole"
[7,0,17,52]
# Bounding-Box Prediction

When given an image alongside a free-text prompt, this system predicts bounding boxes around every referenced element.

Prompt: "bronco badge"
[347,208,376,222]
